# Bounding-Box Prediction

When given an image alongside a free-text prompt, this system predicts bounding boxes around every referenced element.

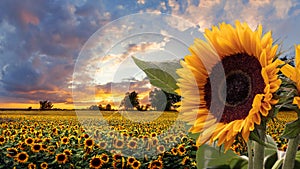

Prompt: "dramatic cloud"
[0,0,299,108]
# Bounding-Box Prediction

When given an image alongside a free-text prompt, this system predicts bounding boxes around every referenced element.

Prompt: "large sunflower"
[176,21,282,150]
[281,45,300,108]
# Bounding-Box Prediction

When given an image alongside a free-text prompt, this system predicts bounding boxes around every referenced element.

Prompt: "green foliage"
[39,100,53,110]
[149,88,181,111]
[132,56,181,94]
[281,118,300,139]
[196,144,248,169]
[120,91,140,110]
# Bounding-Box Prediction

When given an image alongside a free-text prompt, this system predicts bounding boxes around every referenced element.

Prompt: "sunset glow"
[1,0,300,109]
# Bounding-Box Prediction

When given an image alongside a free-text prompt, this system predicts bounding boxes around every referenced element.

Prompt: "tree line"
[118,88,181,111]
[38,88,181,111]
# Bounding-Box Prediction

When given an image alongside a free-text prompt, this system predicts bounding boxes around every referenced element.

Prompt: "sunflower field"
[0,110,298,169]
[0,111,199,169]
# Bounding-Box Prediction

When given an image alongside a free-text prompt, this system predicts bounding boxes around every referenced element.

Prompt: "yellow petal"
[252,113,261,125]
[295,45,300,69]
[259,49,267,67]
[281,64,296,82]
[293,96,300,109]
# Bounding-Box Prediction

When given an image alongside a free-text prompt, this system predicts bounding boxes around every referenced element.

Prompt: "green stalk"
[247,140,253,169]
[282,134,300,169]
[254,128,266,169]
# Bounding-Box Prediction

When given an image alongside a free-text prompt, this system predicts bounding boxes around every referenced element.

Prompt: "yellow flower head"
[281,45,300,108]
[90,155,103,169]
[176,21,282,150]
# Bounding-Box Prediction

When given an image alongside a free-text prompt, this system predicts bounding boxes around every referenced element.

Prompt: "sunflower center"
[219,70,251,106]
[58,154,66,161]
[205,53,265,123]
[91,158,101,166]
[19,154,27,160]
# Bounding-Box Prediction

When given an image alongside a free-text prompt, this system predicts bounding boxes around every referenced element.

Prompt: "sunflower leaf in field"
[265,135,278,156]
[281,118,300,139]
[250,130,267,146]
[132,56,181,94]
[271,158,284,169]
[264,152,278,169]
[196,144,247,169]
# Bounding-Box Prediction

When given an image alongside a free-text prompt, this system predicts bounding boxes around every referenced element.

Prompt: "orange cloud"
[20,10,39,25]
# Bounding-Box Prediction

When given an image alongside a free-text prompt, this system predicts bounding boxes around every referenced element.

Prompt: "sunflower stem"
[247,140,253,169]
[282,134,300,169]
[254,128,266,169]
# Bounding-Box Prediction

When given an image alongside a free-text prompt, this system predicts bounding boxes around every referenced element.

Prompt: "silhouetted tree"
[105,104,112,111]
[39,100,53,110]
[98,104,104,111]
[120,91,140,110]
[149,88,181,111]
[136,104,151,111]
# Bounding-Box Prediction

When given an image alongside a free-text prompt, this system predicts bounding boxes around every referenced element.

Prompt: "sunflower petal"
[281,64,296,82]
[293,97,300,109]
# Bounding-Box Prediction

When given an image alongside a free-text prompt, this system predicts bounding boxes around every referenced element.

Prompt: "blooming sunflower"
[7,148,18,157]
[16,152,29,163]
[31,144,42,153]
[131,160,141,169]
[148,159,163,169]
[90,155,103,169]
[181,156,190,165]
[99,141,107,149]
[0,136,6,145]
[61,136,69,144]
[40,162,48,169]
[100,153,109,163]
[127,139,137,149]
[177,144,186,156]
[55,153,67,164]
[84,138,94,147]
[63,149,72,156]
[28,163,36,169]
[127,156,136,166]
[171,147,178,155]
[114,139,124,149]
[281,45,300,108]
[25,137,34,145]
[156,145,165,154]
[176,21,282,150]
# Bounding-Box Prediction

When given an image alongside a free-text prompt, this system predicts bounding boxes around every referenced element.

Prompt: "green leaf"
[132,56,181,94]
[229,157,248,169]
[250,130,267,146]
[264,152,278,169]
[281,118,300,139]
[265,135,278,156]
[188,132,200,141]
[196,144,245,169]
[271,158,283,169]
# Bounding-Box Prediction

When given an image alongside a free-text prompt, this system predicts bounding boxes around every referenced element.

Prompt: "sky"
[0,0,300,109]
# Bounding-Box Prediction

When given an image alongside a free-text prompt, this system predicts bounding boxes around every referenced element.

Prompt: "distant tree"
[89,105,99,110]
[98,104,104,111]
[120,91,140,110]
[149,88,181,111]
[105,104,112,111]
[136,104,151,111]
[145,104,151,111]
[39,100,53,110]
[136,105,144,111]
[27,106,32,110]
